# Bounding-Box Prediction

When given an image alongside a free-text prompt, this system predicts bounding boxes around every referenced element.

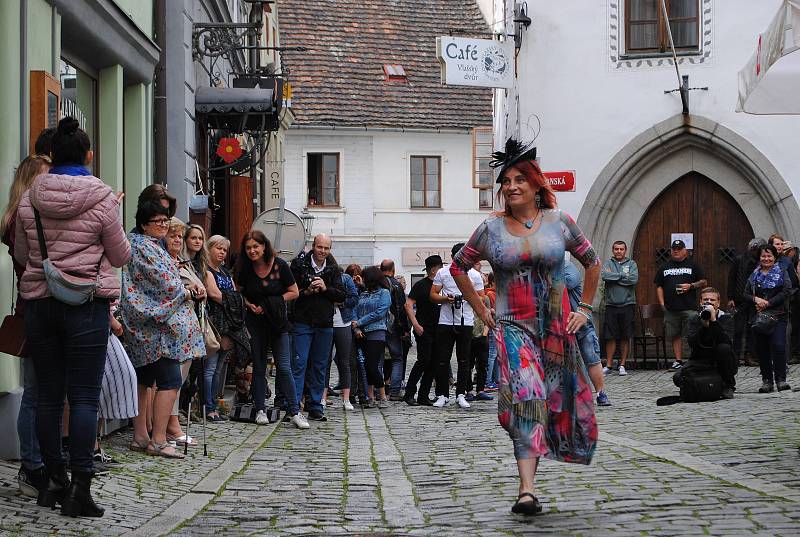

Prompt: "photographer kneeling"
[673,287,737,400]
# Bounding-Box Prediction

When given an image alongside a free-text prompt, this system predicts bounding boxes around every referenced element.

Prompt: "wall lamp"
[514,2,532,51]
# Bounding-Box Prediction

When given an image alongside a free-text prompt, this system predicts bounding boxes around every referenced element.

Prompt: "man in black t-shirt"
[402,255,443,406]
[655,240,707,369]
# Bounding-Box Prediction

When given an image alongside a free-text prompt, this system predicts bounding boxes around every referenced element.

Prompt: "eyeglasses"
[148,219,170,227]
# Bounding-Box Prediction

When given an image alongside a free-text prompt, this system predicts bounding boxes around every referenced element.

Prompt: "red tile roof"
[278,0,494,130]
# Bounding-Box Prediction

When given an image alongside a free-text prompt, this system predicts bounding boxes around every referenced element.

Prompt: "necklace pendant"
[525,220,533,229]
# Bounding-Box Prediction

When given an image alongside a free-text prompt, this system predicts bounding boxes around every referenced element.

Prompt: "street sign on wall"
[436,37,515,89]
[543,171,576,192]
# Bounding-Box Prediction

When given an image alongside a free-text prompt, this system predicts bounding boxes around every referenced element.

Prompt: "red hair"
[497,159,557,214]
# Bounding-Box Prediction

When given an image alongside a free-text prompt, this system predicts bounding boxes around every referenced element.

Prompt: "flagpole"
[660,0,689,114]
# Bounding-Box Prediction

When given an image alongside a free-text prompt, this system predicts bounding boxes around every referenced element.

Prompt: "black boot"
[60,471,104,518]
[37,466,70,508]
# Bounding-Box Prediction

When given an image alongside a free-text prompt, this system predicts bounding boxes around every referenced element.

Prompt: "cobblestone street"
[2,357,798,537]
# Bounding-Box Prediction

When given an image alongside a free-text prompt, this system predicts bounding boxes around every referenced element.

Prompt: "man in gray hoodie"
[601,241,639,375]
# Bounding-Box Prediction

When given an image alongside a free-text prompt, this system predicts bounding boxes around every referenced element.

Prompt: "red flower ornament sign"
[216,137,243,164]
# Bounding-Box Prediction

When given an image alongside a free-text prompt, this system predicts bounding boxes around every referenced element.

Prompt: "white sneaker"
[291,413,310,429]
[255,410,269,425]
[618,365,628,376]
[602,367,611,375]
[343,400,355,411]
[456,394,471,409]
[432,395,448,408]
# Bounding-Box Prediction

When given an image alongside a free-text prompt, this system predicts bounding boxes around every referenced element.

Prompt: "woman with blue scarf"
[744,244,793,393]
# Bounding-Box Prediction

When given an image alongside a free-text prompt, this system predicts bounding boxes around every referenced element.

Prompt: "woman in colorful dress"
[120,199,205,460]
[450,138,600,516]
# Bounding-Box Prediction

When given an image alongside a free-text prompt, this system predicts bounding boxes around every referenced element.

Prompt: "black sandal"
[511,492,543,516]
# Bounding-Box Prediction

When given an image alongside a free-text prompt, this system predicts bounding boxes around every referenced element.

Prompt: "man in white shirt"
[429,242,485,408]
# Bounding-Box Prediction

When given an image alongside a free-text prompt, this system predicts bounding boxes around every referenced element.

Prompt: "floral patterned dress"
[451,210,599,463]
[120,232,205,368]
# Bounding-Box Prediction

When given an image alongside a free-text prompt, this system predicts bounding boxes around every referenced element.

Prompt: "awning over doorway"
[737,0,800,114]
[195,85,282,133]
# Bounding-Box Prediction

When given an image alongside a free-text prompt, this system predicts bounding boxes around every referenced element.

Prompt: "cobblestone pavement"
[1,358,798,536]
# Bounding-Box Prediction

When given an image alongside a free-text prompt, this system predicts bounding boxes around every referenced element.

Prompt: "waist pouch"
[35,208,99,306]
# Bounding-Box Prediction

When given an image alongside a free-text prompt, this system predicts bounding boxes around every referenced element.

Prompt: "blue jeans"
[246,314,298,414]
[18,357,43,470]
[753,318,788,383]
[576,321,602,367]
[26,298,109,473]
[486,331,498,384]
[204,351,219,412]
[386,332,405,396]
[292,323,333,414]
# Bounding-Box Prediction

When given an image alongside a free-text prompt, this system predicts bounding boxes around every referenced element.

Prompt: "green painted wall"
[124,83,147,229]
[26,0,53,74]
[112,0,154,37]
[0,0,22,393]
[76,69,96,152]
[99,65,124,194]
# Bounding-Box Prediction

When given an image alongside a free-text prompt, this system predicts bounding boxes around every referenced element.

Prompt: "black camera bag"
[678,364,723,403]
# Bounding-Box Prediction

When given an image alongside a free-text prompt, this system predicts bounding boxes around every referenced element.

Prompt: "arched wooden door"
[632,173,755,307]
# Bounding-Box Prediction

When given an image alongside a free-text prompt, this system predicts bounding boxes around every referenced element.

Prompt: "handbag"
[34,208,100,306]
[0,314,26,357]
[199,307,220,355]
[0,273,27,357]
[750,311,778,335]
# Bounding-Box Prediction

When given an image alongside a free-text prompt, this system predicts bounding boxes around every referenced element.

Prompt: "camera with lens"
[452,294,463,309]
[302,272,315,290]
[699,305,714,321]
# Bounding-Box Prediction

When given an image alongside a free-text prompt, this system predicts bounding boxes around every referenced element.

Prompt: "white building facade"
[278,0,494,284]
[283,128,492,281]
[489,0,800,306]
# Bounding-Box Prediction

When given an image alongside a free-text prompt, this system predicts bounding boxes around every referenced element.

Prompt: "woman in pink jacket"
[14,117,130,518]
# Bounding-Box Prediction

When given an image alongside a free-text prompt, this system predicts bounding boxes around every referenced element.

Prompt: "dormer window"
[383,64,407,82]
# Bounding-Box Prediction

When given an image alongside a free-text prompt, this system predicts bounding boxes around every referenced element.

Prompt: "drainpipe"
[20,0,28,159]
[153,0,167,183]
[247,3,263,74]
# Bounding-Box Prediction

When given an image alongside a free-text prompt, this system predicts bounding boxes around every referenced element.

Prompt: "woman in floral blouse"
[120,199,205,459]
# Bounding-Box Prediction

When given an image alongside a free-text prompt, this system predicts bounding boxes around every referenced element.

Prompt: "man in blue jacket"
[601,241,639,375]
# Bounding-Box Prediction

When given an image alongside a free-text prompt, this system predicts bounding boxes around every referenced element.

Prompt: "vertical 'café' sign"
[436,37,515,89]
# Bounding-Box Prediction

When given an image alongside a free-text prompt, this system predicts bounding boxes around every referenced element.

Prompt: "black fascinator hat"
[489,137,537,183]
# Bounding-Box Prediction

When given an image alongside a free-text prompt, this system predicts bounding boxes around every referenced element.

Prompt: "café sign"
[436,37,515,89]
[543,171,576,192]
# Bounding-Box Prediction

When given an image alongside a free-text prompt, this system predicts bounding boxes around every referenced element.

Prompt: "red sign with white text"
[543,171,576,192]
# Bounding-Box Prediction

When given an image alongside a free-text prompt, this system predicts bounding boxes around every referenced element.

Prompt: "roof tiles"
[278,0,494,130]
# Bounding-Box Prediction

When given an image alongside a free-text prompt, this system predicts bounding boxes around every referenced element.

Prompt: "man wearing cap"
[402,255,443,405]
[655,239,707,369]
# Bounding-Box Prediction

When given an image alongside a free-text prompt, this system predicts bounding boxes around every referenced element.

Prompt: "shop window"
[625,0,699,55]
[307,153,339,207]
[473,127,493,208]
[410,156,441,208]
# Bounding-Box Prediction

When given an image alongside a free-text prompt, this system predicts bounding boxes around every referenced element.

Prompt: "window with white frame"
[307,153,339,207]
[625,0,700,55]
[473,127,493,209]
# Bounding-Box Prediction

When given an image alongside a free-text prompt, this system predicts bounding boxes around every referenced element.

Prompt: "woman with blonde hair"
[1,154,51,498]
[163,217,201,446]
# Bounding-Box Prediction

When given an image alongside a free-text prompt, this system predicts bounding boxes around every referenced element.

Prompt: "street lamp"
[299,208,316,242]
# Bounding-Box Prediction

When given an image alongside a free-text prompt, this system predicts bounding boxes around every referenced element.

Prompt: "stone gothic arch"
[577,114,800,259]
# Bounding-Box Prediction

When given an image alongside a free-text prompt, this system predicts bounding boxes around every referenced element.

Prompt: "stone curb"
[122,420,279,537]
[600,431,800,503]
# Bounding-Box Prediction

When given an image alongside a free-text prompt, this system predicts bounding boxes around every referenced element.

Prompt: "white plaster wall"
[506,0,799,222]
[283,129,493,278]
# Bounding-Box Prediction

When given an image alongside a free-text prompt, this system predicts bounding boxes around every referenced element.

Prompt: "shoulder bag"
[0,275,26,357]
[750,311,778,335]
[34,208,100,306]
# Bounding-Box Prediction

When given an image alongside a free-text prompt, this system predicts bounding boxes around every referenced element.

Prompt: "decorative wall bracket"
[192,22,260,63]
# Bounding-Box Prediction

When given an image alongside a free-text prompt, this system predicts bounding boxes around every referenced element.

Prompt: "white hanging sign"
[436,37,515,89]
